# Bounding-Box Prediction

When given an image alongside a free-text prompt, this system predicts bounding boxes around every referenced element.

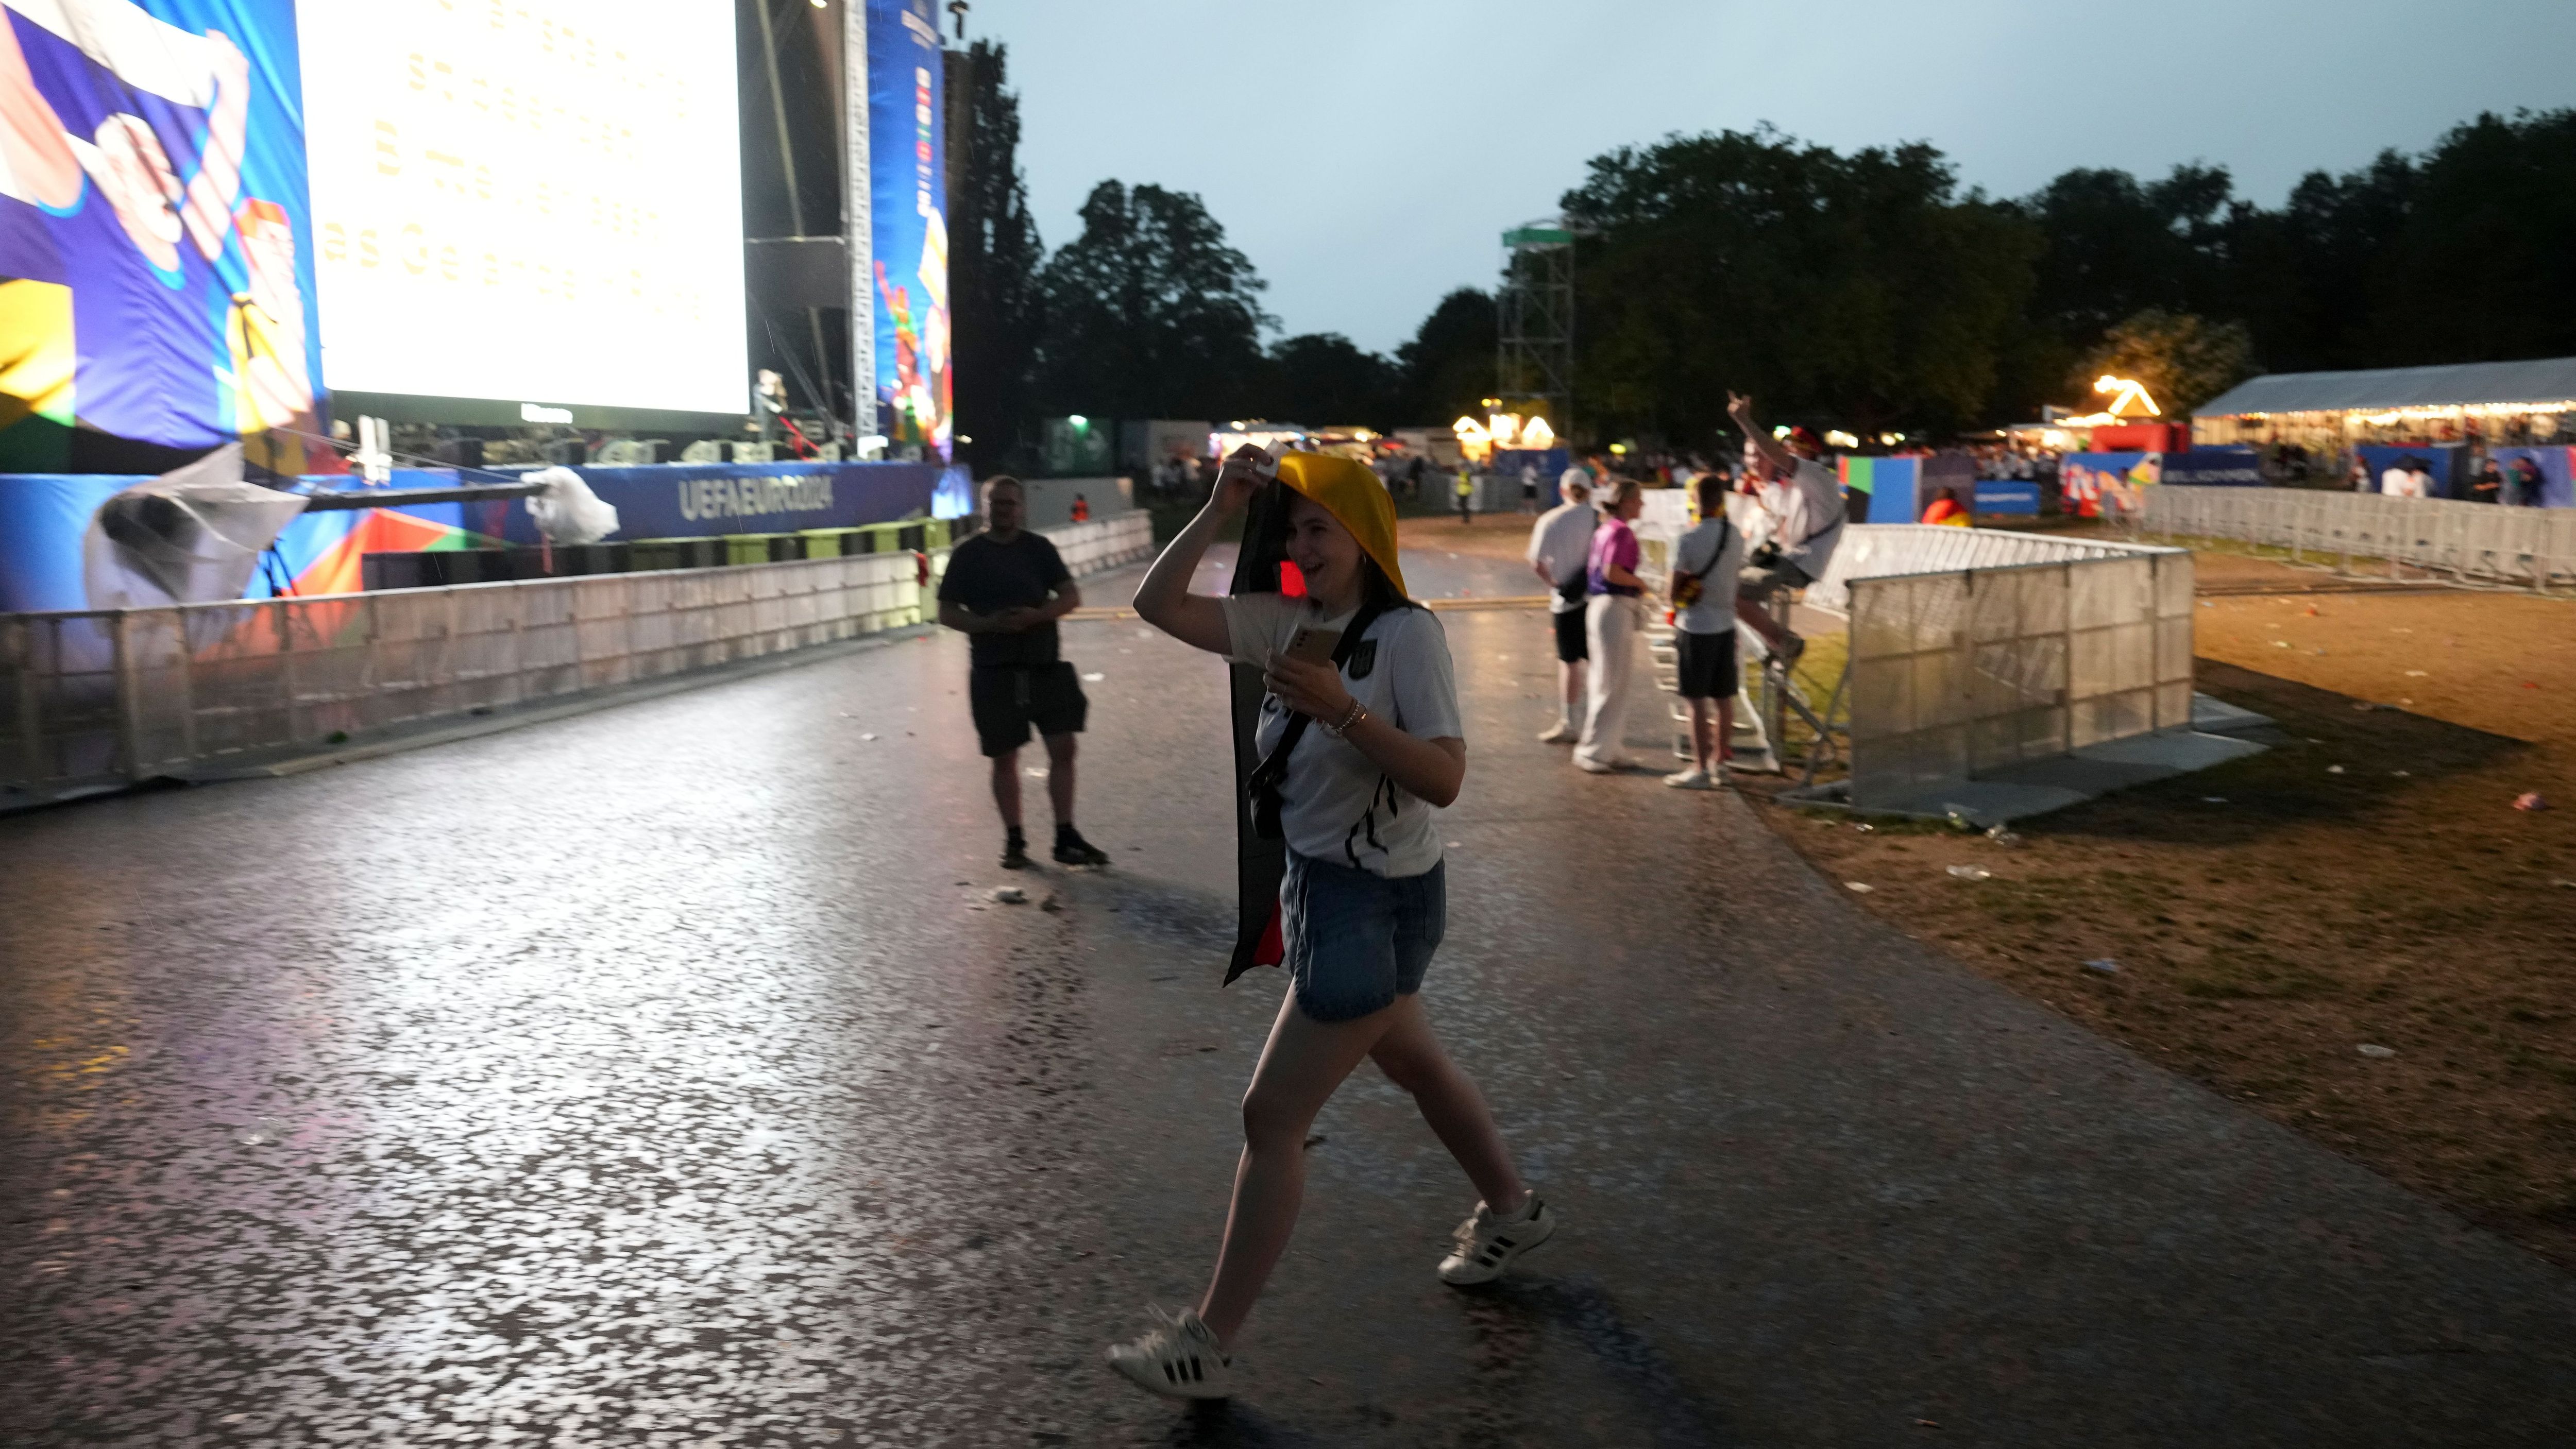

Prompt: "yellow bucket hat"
[1276,452,1408,599]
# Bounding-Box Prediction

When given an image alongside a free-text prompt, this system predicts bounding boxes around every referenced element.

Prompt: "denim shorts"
[1280,852,1446,1023]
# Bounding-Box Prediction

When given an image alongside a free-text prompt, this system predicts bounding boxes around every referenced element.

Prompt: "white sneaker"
[1439,1195,1556,1285]
[1573,754,1627,774]
[1106,1306,1233,1400]
[1663,767,1716,790]
[1536,721,1578,744]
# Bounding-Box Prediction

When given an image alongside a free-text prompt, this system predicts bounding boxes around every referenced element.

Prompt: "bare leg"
[1715,694,1734,765]
[1369,994,1528,1213]
[1557,658,1587,728]
[1685,696,1719,773]
[1041,732,1077,828]
[1734,591,1792,656]
[1195,992,1394,1347]
[989,748,1022,830]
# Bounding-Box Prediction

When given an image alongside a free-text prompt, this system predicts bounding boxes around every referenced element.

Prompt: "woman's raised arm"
[1133,446,1267,656]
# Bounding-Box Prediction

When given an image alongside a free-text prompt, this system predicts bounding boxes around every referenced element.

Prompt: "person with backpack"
[1115,445,1552,1400]
[1665,472,1745,790]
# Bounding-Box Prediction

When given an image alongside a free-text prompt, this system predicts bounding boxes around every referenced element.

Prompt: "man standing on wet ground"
[1526,470,1596,744]
[936,475,1114,871]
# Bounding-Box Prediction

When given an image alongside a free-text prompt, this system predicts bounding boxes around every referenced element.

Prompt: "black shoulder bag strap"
[1245,598,1392,842]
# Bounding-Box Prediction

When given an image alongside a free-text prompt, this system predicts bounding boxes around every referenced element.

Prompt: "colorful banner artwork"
[2062,452,2160,519]
[1839,456,1917,523]
[867,0,948,462]
[0,0,323,473]
[0,469,487,611]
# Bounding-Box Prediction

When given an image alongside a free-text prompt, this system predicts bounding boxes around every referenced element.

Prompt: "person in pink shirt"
[1574,478,1647,772]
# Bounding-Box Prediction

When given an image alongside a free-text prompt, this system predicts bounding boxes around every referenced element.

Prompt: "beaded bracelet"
[1320,699,1368,738]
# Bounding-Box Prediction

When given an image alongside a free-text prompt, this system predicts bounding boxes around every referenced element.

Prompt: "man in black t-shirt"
[936,475,1112,870]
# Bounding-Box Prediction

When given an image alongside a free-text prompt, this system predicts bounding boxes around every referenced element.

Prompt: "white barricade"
[2140,488,2575,589]
[1,515,1157,805]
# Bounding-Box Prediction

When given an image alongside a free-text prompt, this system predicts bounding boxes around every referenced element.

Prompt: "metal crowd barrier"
[2139,488,2575,590]
[1625,509,2192,807]
[1,512,1157,806]
[1841,544,2196,811]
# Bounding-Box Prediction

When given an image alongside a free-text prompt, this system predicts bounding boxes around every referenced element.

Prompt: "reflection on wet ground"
[4,577,2573,1446]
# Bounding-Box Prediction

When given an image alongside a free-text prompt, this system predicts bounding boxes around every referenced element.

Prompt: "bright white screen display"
[299,0,748,415]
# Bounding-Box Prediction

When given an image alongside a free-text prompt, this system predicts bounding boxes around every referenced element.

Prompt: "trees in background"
[1033,181,1275,422]
[1560,128,2040,444]
[948,73,2574,456]
[947,41,1044,473]
[2009,109,2576,411]
[2075,309,2258,415]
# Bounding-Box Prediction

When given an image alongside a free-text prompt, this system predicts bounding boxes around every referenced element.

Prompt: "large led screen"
[297,0,748,417]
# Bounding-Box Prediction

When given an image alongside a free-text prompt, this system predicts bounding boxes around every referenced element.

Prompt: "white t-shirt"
[2380,466,2417,498]
[1527,500,1598,613]
[1222,593,1463,878]
[1671,517,1747,635]
[1774,458,1846,573]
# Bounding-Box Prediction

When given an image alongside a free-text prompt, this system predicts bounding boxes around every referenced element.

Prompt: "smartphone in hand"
[1283,625,1340,665]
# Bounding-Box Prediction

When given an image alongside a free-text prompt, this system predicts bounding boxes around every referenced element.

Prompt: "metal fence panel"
[2141,487,2574,587]
[1,514,1157,806]
[1842,533,2194,812]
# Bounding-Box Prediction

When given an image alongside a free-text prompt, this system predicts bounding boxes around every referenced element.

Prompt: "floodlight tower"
[1496,219,1575,441]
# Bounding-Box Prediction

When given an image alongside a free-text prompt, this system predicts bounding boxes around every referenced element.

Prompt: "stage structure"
[1497,220,1574,441]
[298,0,753,431]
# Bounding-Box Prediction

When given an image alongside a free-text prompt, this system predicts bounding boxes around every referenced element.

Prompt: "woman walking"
[1113,446,1554,1400]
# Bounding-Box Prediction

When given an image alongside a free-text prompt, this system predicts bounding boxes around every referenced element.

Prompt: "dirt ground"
[1744,543,2576,1267]
[1401,510,2576,1266]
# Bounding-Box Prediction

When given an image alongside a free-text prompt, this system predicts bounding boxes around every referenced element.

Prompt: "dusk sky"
[964,0,2576,355]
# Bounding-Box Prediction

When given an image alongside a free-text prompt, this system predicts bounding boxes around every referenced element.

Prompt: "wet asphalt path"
[3,551,2572,1448]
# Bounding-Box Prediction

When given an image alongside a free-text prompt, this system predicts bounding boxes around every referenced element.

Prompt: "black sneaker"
[1002,832,1032,871]
[1053,828,1110,867]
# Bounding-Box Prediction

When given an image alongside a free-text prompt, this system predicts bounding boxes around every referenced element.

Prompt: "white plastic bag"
[522,466,621,544]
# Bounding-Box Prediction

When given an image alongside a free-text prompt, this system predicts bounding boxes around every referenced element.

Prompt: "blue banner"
[2488,447,2576,508]
[494,461,946,544]
[2160,447,2265,486]
[868,0,950,462]
[2354,444,2463,498]
[1973,479,2040,515]
[0,1,323,471]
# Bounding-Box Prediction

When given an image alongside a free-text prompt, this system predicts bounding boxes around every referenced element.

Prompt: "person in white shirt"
[1726,392,1844,669]
[2406,459,2436,498]
[1664,473,1747,790]
[2380,461,2417,497]
[1524,473,1597,743]
[1114,446,1551,1400]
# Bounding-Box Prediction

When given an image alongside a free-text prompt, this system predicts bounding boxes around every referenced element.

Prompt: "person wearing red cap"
[1111,445,1551,1399]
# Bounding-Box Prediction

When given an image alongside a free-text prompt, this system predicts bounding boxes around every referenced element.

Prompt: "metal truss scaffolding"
[1497,220,1575,436]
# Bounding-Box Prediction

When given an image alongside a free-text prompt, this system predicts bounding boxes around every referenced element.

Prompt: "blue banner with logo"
[0,0,324,472]
[494,461,946,544]
[868,0,950,462]
[2161,447,2265,486]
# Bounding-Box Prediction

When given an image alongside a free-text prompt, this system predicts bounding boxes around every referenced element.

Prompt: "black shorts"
[968,662,1088,756]
[1675,628,1738,700]
[1551,608,1589,663]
